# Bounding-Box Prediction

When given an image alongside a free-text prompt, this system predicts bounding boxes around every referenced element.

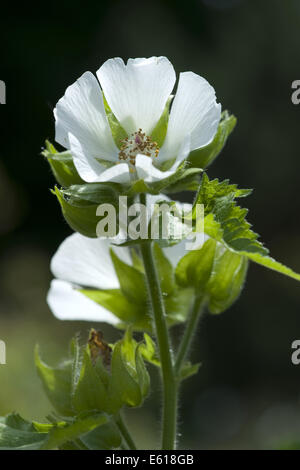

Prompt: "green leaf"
[42,140,84,187]
[0,413,48,450]
[150,95,173,147]
[53,186,99,238]
[188,111,236,168]
[41,413,108,450]
[35,346,73,416]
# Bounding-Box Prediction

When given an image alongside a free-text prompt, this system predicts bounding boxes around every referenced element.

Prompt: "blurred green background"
[0,0,300,450]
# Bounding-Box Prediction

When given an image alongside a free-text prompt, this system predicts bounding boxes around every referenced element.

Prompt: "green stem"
[175,295,206,377]
[116,413,137,450]
[139,194,177,450]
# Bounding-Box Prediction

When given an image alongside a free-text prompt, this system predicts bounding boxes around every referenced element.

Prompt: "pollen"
[118,129,159,168]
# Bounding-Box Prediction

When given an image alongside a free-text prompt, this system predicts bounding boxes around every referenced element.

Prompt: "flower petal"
[55,71,118,162]
[69,133,131,184]
[135,154,175,183]
[50,233,132,290]
[97,57,176,135]
[160,72,221,160]
[47,279,119,324]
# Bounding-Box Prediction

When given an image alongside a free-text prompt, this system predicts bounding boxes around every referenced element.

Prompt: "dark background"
[0,0,300,449]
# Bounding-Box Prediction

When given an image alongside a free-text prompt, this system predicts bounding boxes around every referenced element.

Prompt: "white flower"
[47,232,190,324]
[54,56,221,185]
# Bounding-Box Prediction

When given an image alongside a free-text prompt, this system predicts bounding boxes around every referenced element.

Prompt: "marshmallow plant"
[1,57,300,451]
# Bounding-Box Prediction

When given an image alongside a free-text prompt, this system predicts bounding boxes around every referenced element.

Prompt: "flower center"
[118,129,159,171]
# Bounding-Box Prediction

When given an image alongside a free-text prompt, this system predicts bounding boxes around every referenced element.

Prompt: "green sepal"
[175,239,216,291]
[110,249,147,304]
[80,288,150,330]
[53,186,99,237]
[175,239,248,314]
[150,95,173,147]
[107,329,150,413]
[115,199,191,249]
[80,246,194,330]
[126,164,203,197]
[179,362,201,381]
[35,345,73,416]
[71,347,110,414]
[206,247,248,314]
[153,243,175,295]
[103,95,128,148]
[61,182,121,206]
[42,140,84,187]
[188,111,236,169]
[139,333,160,367]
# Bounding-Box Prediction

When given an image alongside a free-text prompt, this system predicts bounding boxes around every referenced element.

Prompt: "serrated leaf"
[193,174,300,282]
[42,140,84,187]
[241,251,300,282]
[188,111,236,168]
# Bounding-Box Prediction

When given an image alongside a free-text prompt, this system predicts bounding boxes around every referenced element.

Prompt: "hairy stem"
[139,193,177,450]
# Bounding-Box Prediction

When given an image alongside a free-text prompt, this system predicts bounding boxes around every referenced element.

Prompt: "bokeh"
[0,0,300,449]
